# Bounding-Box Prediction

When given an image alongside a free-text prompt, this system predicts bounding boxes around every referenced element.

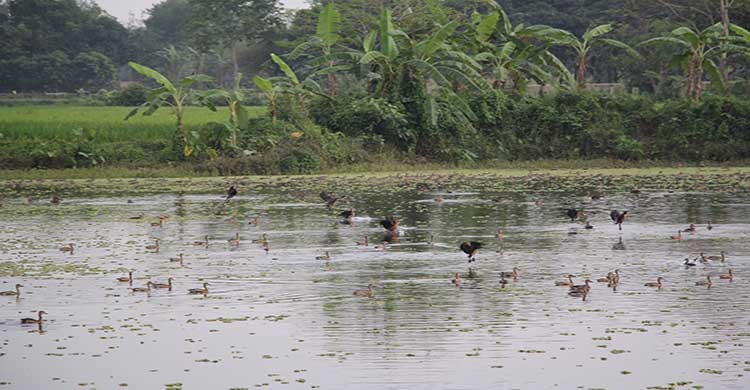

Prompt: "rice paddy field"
[0,106,263,142]
[0,170,749,389]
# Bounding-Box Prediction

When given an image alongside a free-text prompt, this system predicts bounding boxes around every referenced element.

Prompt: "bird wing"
[470,241,483,249]
[566,209,576,219]
[610,210,620,221]
[320,191,335,202]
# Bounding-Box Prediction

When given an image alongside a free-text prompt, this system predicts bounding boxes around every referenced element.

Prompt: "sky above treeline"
[96,0,310,24]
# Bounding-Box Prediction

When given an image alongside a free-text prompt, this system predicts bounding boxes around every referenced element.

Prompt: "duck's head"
[39,310,47,315]
[203,282,210,288]
[168,278,173,282]
[15,284,23,288]
[657,277,664,282]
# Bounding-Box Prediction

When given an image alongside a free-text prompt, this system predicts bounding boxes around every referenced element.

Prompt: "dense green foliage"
[2,94,748,172]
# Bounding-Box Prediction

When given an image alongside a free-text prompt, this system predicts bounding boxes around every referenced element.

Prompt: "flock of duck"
[2,187,736,326]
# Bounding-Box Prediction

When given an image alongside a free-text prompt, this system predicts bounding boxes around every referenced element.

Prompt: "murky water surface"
[1,175,749,389]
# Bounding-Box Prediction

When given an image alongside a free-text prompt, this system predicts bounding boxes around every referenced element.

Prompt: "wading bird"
[610,210,627,230]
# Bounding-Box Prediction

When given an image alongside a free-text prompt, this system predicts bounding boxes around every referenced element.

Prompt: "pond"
[1,172,749,389]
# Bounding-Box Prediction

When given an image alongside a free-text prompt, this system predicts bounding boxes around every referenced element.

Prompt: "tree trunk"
[693,57,703,101]
[686,56,695,99]
[577,53,587,91]
[719,0,731,84]
[229,102,238,148]
[328,73,337,97]
[231,43,239,85]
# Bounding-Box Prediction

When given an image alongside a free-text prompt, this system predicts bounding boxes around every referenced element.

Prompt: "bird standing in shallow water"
[21,311,46,324]
[610,210,627,230]
[0,284,23,296]
[460,241,483,262]
[452,273,461,286]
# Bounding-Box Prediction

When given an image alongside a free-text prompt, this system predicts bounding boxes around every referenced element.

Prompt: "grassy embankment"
[1,105,749,180]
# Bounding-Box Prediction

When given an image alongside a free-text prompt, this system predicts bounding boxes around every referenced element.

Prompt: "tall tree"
[188,0,282,82]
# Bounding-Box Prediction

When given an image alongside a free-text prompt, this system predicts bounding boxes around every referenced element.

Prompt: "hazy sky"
[96,0,310,24]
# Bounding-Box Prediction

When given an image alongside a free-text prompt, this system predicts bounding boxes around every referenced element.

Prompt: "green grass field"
[0,106,265,142]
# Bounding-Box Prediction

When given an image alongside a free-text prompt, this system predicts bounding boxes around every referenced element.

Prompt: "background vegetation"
[1,0,750,174]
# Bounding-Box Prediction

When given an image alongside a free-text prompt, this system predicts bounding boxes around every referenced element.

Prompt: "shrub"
[108,83,149,106]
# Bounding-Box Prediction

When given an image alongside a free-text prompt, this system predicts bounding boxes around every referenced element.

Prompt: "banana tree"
[263,53,328,118]
[125,61,213,157]
[472,10,573,92]
[640,23,739,101]
[198,72,248,148]
[253,75,280,123]
[289,3,347,96]
[529,24,640,90]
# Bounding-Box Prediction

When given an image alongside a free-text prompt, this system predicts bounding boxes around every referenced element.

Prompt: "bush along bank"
[1,92,749,173]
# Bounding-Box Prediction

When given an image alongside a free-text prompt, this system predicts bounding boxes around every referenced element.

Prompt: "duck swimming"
[145,239,160,252]
[704,251,725,262]
[193,235,209,248]
[500,267,519,280]
[555,275,575,286]
[682,223,696,233]
[670,231,682,241]
[695,275,712,287]
[169,253,184,265]
[116,271,133,283]
[320,191,346,208]
[356,235,369,246]
[683,258,696,267]
[188,282,209,295]
[316,251,331,261]
[353,284,375,298]
[152,278,173,290]
[59,243,74,254]
[644,277,664,288]
[569,279,592,293]
[21,310,46,324]
[719,269,733,281]
[228,232,240,246]
[131,282,153,293]
[451,273,461,286]
[0,284,23,296]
